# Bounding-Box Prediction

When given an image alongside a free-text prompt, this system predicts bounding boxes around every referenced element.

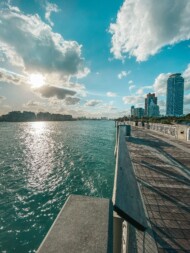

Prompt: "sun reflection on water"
[23,121,55,191]
[30,121,47,135]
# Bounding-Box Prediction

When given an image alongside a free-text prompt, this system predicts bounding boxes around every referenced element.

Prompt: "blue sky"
[0,0,190,118]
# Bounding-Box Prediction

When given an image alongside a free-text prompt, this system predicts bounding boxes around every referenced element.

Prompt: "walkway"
[127,127,190,253]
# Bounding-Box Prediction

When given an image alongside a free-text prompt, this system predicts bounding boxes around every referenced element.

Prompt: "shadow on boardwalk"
[127,128,190,253]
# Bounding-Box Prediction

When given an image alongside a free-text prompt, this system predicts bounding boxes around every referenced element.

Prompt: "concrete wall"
[149,123,177,138]
[127,121,190,142]
[177,125,190,141]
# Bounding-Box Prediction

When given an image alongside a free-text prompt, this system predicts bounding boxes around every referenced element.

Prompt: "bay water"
[0,120,115,252]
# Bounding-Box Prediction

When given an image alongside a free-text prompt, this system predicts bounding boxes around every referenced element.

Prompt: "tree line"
[116,113,190,125]
[0,111,73,122]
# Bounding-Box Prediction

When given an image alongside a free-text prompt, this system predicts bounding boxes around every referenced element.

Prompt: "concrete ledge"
[37,195,113,253]
[113,125,147,231]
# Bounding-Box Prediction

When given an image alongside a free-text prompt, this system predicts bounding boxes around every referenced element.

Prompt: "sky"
[0,0,190,118]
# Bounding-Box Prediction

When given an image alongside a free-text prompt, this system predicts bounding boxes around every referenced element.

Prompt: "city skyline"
[0,0,190,118]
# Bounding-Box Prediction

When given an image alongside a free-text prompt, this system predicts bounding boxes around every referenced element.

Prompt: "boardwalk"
[127,126,190,253]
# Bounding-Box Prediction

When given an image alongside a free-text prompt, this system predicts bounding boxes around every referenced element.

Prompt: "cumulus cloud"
[152,73,170,96]
[35,85,76,100]
[129,85,135,92]
[109,0,190,61]
[118,70,130,79]
[24,101,43,107]
[122,95,144,105]
[65,97,80,105]
[136,86,153,95]
[184,94,190,105]
[44,1,60,26]
[183,64,190,90]
[0,42,24,70]
[0,5,89,77]
[0,68,25,85]
[0,67,86,103]
[106,92,117,97]
[152,65,190,96]
[101,104,118,111]
[128,80,136,91]
[85,100,102,107]
[128,80,133,85]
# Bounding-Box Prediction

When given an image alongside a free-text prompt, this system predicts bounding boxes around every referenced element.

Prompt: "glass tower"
[166,73,184,116]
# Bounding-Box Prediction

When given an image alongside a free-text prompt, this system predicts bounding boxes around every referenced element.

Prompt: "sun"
[28,73,45,88]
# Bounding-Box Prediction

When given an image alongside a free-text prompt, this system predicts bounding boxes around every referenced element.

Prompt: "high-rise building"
[166,73,184,116]
[131,106,135,117]
[145,93,159,117]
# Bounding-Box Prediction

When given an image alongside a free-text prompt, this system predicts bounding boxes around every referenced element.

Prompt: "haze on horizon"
[0,0,190,118]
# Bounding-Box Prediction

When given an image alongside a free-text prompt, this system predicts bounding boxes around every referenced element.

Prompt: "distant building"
[131,106,144,118]
[149,101,160,117]
[131,106,135,117]
[166,73,184,116]
[134,108,144,118]
[145,93,159,117]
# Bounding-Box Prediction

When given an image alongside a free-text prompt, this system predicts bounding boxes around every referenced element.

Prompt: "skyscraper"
[145,93,159,117]
[166,73,184,116]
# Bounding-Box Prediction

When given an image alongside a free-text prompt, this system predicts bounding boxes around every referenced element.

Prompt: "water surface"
[0,120,115,252]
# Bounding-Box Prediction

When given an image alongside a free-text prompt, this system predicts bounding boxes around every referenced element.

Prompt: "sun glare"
[28,73,45,88]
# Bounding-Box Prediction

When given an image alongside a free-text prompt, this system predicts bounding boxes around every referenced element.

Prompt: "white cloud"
[122,95,144,105]
[129,85,135,92]
[0,42,24,70]
[24,101,43,107]
[109,0,190,61]
[118,70,130,79]
[85,100,102,107]
[45,1,60,26]
[0,5,89,78]
[182,64,190,90]
[106,92,117,97]
[98,102,118,112]
[152,65,190,97]
[0,67,87,103]
[0,5,89,106]
[128,80,136,92]
[152,73,170,96]
[26,100,42,107]
[128,80,133,85]
[136,86,153,95]
[0,68,25,85]
[184,94,190,105]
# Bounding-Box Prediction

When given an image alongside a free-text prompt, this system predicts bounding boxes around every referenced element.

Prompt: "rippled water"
[0,121,115,252]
